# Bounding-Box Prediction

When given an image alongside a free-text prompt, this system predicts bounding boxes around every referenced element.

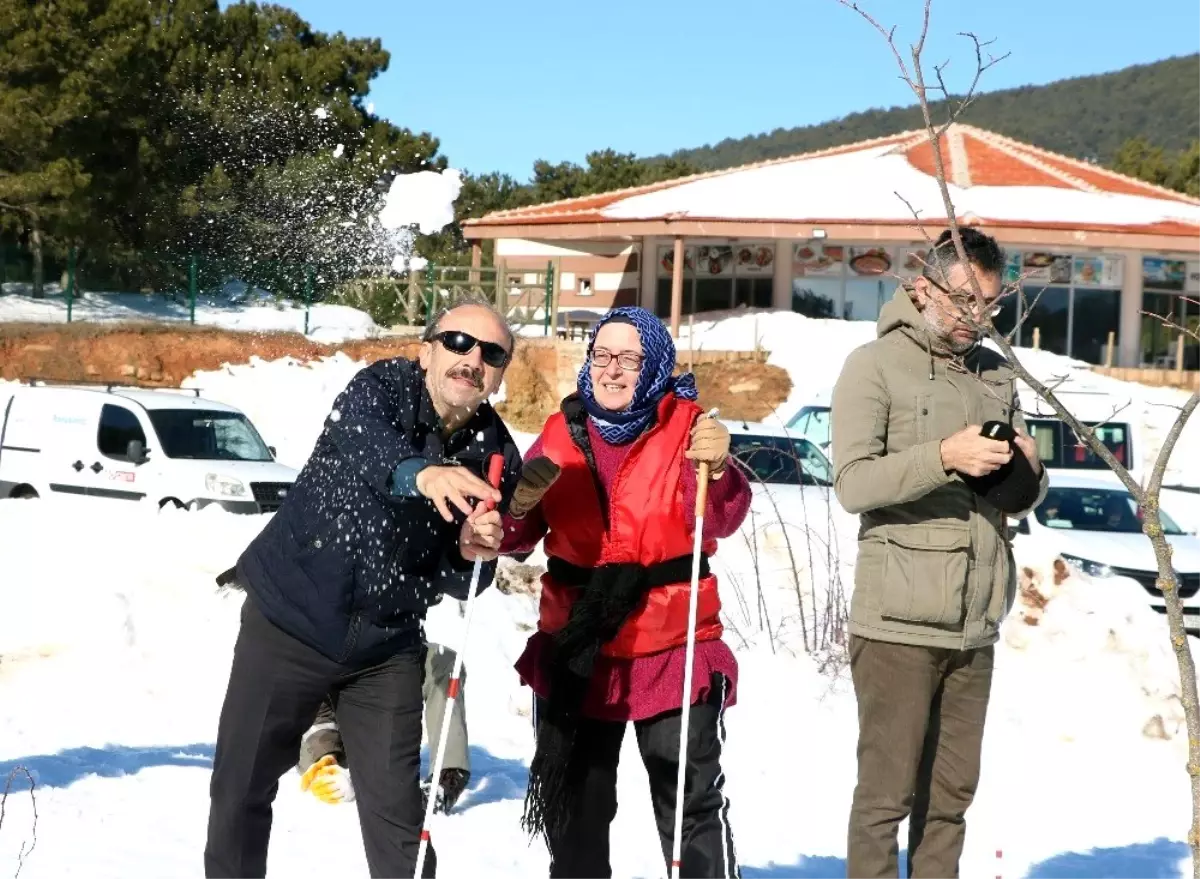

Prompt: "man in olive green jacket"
[831,229,1047,879]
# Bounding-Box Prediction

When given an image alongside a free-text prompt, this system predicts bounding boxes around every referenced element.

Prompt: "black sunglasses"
[430,330,511,368]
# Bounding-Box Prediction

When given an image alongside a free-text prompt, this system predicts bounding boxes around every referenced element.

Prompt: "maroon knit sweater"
[500,419,751,722]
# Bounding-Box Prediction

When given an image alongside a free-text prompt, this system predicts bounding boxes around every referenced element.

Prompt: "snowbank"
[0,287,381,343]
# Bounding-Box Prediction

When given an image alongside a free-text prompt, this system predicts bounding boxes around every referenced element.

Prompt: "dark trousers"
[846,635,994,879]
[535,673,739,879]
[205,598,433,878]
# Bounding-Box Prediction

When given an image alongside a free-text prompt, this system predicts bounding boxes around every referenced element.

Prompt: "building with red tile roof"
[464,125,1199,368]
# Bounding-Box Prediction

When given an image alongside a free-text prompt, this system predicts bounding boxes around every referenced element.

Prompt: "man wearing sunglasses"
[206,300,523,879]
[831,228,1047,878]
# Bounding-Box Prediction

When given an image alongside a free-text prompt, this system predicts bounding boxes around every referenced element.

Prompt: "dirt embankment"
[0,322,421,385]
[0,322,793,430]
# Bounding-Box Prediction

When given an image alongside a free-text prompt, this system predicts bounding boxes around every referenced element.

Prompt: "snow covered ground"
[1,310,1198,878]
[0,282,381,344]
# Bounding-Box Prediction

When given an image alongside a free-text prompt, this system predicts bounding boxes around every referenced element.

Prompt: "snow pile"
[1002,553,1190,745]
[680,309,873,424]
[0,287,381,343]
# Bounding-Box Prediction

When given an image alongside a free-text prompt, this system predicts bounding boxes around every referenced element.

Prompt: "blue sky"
[229,0,1198,179]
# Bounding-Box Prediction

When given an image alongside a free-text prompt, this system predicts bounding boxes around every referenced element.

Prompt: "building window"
[1002,253,1126,365]
[655,242,775,317]
[1071,288,1122,365]
[1140,257,1199,369]
[791,243,899,322]
[791,278,840,318]
[1023,286,1071,356]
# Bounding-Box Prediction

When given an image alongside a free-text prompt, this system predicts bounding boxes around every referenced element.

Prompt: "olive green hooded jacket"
[831,290,1048,649]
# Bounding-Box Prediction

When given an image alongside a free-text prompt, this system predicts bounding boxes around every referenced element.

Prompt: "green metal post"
[304,265,314,336]
[66,246,76,323]
[189,254,198,325]
[543,260,554,336]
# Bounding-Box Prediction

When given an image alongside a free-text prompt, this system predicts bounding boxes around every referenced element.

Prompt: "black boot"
[421,768,471,815]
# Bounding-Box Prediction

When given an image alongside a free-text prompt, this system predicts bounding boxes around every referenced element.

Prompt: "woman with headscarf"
[500,306,751,879]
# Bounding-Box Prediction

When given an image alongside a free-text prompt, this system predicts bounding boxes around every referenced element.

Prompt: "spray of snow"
[377,169,463,235]
[372,168,463,272]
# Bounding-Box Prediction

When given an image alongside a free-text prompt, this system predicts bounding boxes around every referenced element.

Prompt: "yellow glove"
[299,754,356,804]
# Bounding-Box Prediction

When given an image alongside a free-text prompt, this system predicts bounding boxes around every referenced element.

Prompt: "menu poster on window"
[848,246,892,276]
[1072,255,1122,287]
[896,246,930,279]
[658,245,694,276]
[1188,262,1200,293]
[734,243,775,276]
[793,242,844,276]
[694,244,733,276]
[1142,257,1187,291]
[1023,252,1072,284]
[1004,251,1022,285]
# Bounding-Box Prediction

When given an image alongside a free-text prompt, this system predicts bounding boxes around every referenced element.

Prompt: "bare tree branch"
[838,1,1200,871]
[1,766,38,878]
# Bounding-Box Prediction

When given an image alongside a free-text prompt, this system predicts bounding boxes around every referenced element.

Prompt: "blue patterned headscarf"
[577,306,699,445]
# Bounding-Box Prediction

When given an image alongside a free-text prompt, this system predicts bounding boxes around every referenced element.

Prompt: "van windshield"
[147,409,272,461]
[785,405,832,448]
[1026,419,1130,470]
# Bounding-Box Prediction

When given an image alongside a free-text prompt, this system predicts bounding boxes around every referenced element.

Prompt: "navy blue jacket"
[236,357,523,666]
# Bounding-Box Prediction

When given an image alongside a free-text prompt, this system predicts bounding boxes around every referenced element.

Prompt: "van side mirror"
[268,445,277,459]
[126,439,147,464]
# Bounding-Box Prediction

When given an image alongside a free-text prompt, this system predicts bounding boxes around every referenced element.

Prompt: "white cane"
[414,453,504,879]
[670,408,718,879]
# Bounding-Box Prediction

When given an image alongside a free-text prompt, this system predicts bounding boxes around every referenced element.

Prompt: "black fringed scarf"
[520,551,708,844]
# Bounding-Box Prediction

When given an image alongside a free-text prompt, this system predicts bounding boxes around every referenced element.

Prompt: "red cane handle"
[485,453,504,511]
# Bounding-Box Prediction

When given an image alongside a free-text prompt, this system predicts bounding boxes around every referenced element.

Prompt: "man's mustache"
[446,365,484,390]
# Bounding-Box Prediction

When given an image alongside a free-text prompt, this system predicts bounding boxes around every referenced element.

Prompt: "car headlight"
[206,474,247,497]
[1060,553,1113,579]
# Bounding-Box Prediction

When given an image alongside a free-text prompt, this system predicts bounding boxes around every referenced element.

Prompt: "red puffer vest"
[536,393,723,658]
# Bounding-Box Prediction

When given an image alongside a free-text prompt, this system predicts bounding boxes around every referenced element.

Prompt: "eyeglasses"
[924,276,1003,319]
[430,330,511,368]
[591,348,643,371]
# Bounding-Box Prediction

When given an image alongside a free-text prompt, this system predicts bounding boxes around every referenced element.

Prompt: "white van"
[786,384,1146,482]
[0,381,298,513]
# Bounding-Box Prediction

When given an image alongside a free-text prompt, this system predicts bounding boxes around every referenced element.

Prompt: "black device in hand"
[958,420,1041,515]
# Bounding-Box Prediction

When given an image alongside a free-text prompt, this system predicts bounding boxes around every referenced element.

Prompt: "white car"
[1010,473,1200,631]
[722,420,858,618]
[0,381,298,513]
